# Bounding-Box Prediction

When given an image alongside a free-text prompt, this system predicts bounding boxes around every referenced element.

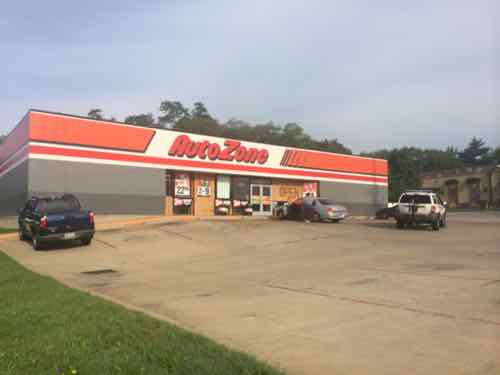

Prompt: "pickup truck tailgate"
[47,211,93,233]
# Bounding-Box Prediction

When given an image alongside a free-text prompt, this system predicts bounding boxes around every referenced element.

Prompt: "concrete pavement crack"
[357,267,495,282]
[264,282,500,327]
[94,237,117,249]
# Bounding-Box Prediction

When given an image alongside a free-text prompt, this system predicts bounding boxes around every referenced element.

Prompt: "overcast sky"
[1,0,498,152]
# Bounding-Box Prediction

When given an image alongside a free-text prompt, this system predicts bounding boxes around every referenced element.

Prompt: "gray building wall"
[319,180,388,216]
[4,159,387,217]
[28,159,165,215]
[0,160,29,216]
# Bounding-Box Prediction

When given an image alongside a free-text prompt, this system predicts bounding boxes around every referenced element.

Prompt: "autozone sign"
[168,134,270,165]
[16,111,388,186]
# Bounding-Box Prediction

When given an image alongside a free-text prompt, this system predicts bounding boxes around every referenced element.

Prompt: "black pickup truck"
[18,194,95,250]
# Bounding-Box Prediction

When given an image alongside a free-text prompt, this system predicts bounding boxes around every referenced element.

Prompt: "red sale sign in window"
[303,182,318,197]
[175,173,191,197]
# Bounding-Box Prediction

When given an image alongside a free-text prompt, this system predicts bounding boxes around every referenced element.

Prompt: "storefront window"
[174,173,192,215]
[216,175,231,199]
[215,175,231,215]
[232,176,250,215]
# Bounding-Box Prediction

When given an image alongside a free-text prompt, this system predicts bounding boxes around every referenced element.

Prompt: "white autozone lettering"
[168,135,270,165]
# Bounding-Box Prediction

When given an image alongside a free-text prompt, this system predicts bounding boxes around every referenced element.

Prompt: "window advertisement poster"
[216,175,231,199]
[174,198,192,206]
[303,182,318,197]
[175,173,191,197]
[197,178,211,197]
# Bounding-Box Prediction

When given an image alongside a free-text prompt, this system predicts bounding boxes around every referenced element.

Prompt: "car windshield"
[318,199,334,205]
[36,197,81,214]
[400,194,431,204]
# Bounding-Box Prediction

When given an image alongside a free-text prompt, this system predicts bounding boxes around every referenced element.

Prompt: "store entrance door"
[251,184,272,215]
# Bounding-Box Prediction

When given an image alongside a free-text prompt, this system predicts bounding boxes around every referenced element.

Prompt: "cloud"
[1,0,498,152]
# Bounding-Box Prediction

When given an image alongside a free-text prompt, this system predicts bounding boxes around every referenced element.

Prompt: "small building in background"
[421,165,500,208]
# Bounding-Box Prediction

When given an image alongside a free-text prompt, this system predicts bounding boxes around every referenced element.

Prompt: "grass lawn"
[0,227,16,234]
[0,252,284,375]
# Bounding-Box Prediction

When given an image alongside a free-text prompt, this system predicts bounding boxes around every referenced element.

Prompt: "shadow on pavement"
[361,221,433,231]
[21,239,90,252]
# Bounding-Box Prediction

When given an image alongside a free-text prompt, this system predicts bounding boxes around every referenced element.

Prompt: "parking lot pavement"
[1,213,500,375]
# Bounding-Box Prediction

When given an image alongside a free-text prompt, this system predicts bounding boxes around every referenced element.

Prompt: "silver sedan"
[275,197,348,223]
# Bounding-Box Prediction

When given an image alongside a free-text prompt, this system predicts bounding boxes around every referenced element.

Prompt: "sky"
[1,0,498,152]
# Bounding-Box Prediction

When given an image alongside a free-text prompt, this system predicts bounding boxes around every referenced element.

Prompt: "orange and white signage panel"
[1,110,388,186]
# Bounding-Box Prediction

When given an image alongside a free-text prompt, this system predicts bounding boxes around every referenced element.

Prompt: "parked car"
[375,203,398,219]
[395,190,447,230]
[275,197,348,223]
[18,194,95,250]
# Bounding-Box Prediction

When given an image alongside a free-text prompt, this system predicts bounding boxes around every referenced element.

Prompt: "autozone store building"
[0,110,388,217]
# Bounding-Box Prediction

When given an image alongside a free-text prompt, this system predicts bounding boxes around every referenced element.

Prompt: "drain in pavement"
[81,269,117,275]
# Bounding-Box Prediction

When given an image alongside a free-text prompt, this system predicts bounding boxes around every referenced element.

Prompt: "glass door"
[250,184,272,215]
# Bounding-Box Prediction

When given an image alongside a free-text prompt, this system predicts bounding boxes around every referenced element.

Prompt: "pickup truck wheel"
[32,236,42,251]
[431,218,440,231]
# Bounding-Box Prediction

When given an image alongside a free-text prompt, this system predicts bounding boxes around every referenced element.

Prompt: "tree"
[281,123,312,148]
[158,101,189,128]
[173,116,221,137]
[124,113,156,128]
[313,138,352,155]
[87,109,117,122]
[191,102,211,118]
[87,109,104,120]
[494,147,500,164]
[420,147,463,171]
[459,137,491,165]
[158,100,353,154]
[363,148,422,202]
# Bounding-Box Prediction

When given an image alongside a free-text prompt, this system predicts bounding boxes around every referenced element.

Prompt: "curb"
[0,215,272,241]
[0,232,17,241]
[0,214,371,241]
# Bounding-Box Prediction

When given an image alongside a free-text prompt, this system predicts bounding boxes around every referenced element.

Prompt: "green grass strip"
[0,228,17,234]
[0,251,284,375]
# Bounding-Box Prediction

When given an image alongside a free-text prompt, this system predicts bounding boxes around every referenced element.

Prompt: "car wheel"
[331,219,340,223]
[32,235,42,251]
[81,237,92,246]
[431,218,440,231]
[277,210,285,220]
[312,213,321,223]
[439,214,447,228]
[397,220,405,229]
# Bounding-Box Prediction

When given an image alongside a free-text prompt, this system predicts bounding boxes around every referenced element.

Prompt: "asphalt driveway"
[1,213,500,375]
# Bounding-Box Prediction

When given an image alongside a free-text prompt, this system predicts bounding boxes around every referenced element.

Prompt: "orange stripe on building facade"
[29,111,156,152]
[1,110,388,182]
[282,149,388,176]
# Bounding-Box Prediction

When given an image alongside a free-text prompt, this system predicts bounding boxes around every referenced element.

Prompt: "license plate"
[64,232,76,240]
